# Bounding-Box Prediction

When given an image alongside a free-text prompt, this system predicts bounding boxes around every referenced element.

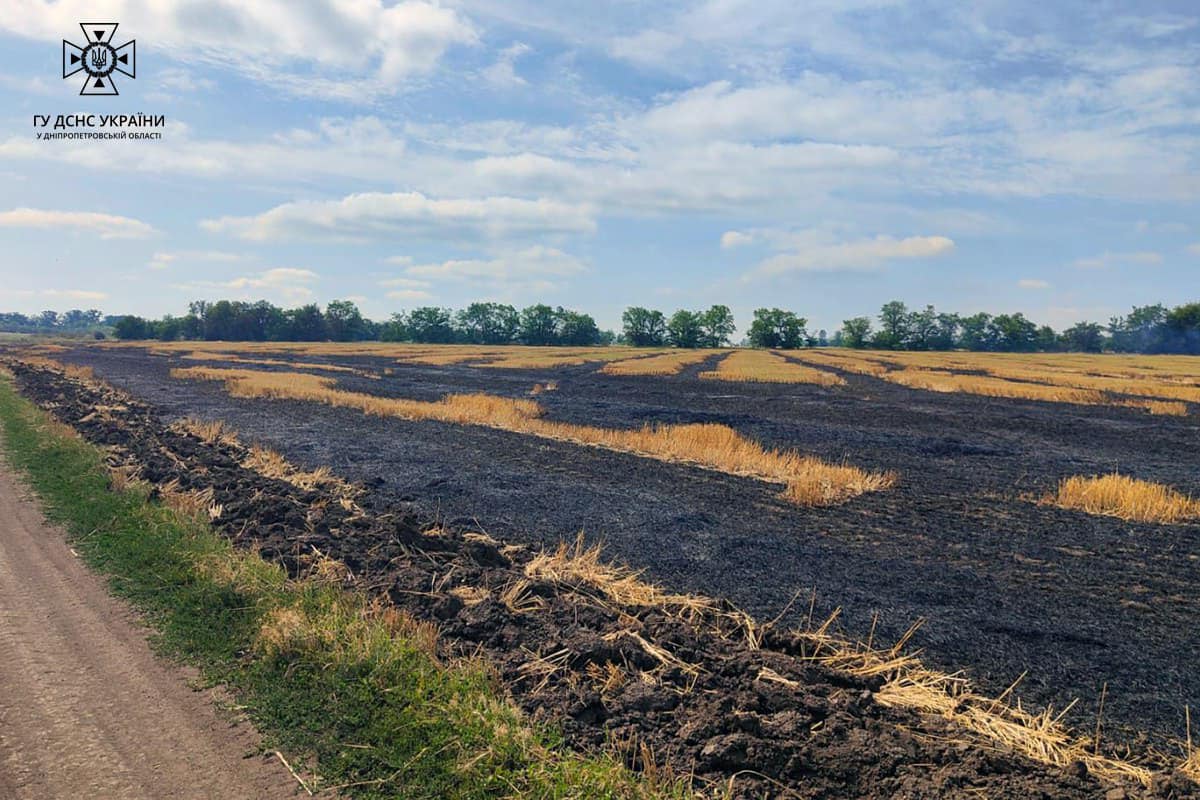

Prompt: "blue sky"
[0,0,1197,335]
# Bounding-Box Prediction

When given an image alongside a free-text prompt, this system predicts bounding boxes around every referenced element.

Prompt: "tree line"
[4,298,1198,355]
[109,300,615,346]
[0,309,115,336]
[837,301,1200,354]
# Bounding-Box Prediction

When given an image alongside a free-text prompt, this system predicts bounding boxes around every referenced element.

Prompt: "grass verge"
[0,375,691,800]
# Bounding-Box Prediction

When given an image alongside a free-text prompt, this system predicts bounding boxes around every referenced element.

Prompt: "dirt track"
[0,463,300,800]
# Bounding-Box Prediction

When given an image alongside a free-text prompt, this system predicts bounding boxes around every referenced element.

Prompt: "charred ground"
[48,344,1200,756]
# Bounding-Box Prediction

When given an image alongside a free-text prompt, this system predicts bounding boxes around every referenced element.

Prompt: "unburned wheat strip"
[171,366,894,507]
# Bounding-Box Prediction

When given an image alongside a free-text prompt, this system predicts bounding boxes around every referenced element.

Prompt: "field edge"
[0,374,694,800]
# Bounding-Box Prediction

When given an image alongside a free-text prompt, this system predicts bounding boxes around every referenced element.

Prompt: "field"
[7,341,1200,797]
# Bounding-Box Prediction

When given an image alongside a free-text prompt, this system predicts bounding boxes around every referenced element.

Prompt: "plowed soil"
[15,345,1200,797]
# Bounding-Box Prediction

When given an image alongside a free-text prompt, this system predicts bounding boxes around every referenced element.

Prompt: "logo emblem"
[63,23,135,95]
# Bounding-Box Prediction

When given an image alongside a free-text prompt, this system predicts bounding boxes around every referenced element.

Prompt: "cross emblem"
[63,23,135,96]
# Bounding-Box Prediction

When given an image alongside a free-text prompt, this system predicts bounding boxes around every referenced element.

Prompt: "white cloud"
[380,276,434,300]
[720,231,755,249]
[380,277,432,289]
[1073,251,1163,269]
[177,268,319,302]
[482,42,531,87]
[0,116,409,184]
[148,250,245,270]
[9,1,477,97]
[386,289,434,301]
[1017,278,1051,290]
[1135,220,1189,234]
[41,289,109,301]
[749,233,956,279]
[0,208,156,239]
[202,192,596,242]
[405,245,586,289]
[1188,243,1200,256]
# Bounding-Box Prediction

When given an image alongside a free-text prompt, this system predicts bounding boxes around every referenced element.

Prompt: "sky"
[0,0,1197,336]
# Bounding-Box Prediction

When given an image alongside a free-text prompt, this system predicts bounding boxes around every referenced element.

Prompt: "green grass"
[0,375,690,799]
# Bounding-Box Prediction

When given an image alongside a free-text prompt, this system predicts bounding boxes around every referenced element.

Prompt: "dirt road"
[0,464,301,799]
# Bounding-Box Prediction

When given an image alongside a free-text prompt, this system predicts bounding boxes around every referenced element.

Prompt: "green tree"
[202,300,237,340]
[622,307,667,347]
[555,308,601,345]
[519,304,559,345]
[991,313,1038,352]
[179,314,204,340]
[667,310,703,348]
[699,305,735,347]
[1035,325,1059,352]
[1111,304,1168,353]
[286,304,326,341]
[379,312,409,342]
[1060,321,1105,352]
[958,312,995,351]
[113,315,150,340]
[874,301,910,349]
[457,302,519,344]
[747,308,806,349]
[1163,303,1200,354]
[325,300,367,342]
[908,305,939,350]
[407,307,455,343]
[155,315,183,341]
[840,317,872,348]
[931,313,960,350]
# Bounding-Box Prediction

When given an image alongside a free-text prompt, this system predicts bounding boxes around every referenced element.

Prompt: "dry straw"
[699,349,846,386]
[171,366,895,507]
[601,350,717,377]
[528,533,1162,788]
[1043,473,1200,524]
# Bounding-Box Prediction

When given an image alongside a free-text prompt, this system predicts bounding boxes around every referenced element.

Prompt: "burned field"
[12,344,1200,796]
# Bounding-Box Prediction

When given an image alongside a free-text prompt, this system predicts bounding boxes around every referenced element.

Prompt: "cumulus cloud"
[8,0,476,96]
[202,192,596,242]
[148,250,245,270]
[177,268,319,302]
[720,231,755,249]
[0,208,156,239]
[1073,251,1163,269]
[628,79,955,147]
[483,42,532,87]
[41,289,109,301]
[749,233,956,279]
[386,288,434,301]
[0,116,409,184]
[380,276,431,289]
[379,276,433,301]
[1017,278,1051,289]
[405,245,586,290]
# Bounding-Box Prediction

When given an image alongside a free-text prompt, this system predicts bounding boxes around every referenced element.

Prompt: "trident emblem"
[63,23,135,96]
